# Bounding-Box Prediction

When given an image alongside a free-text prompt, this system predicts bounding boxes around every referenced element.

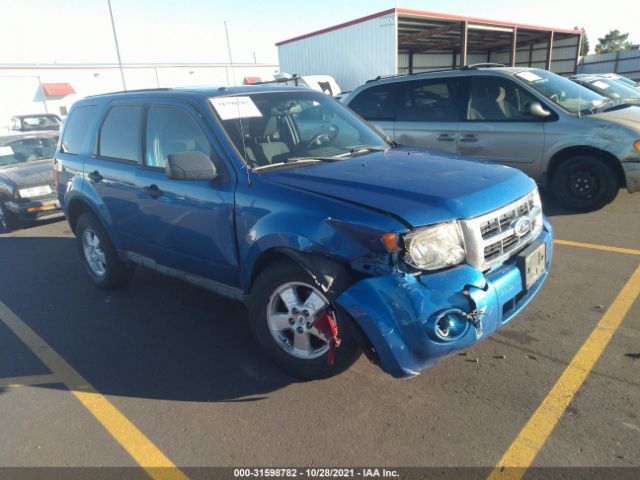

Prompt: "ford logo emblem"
[513,217,532,237]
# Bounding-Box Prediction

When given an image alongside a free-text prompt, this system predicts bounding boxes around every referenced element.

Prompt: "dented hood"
[264,147,536,227]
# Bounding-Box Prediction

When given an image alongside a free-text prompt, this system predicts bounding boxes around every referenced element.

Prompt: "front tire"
[75,212,134,289]
[551,155,618,212]
[0,201,17,234]
[248,261,361,379]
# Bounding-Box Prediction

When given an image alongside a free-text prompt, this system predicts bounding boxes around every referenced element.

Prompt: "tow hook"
[463,308,487,339]
[313,308,342,365]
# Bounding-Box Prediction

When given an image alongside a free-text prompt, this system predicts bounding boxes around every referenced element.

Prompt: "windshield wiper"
[333,145,389,158]
[252,157,326,171]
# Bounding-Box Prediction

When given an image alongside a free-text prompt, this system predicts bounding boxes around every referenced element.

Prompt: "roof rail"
[463,63,506,70]
[253,75,306,87]
[86,87,173,98]
[365,67,461,84]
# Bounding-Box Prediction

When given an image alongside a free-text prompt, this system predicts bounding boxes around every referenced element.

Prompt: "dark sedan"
[0,132,62,233]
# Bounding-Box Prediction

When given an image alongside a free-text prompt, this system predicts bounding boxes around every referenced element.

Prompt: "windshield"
[18,115,61,131]
[515,69,606,114]
[0,135,59,166]
[584,78,640,101]
[211,91,389,169]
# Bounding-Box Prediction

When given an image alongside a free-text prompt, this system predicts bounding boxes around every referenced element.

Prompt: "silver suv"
[344,67,640,211]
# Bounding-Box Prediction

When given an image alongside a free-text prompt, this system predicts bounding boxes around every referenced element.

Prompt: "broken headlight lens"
[403,221,466,271]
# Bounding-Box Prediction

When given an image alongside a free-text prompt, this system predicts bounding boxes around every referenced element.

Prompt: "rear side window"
[348,84,399,121]
[397,79,458,122]
[60,106,98,154]
[99,105,143,162]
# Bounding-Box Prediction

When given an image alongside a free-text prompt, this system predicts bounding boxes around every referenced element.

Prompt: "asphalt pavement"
[0,191,638,478]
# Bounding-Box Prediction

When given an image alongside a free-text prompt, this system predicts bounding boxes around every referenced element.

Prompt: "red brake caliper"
[312,308,342,365]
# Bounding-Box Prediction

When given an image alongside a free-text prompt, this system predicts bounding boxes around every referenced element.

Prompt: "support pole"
[107,0,126,90]
[545,31,554,71]
[460,21,468,67]
[510,27,518,67]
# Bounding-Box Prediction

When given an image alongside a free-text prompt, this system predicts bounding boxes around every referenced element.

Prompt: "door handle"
[459,134,479,143]
[437,134,455,142]
[88,170,103,183]
[142,184,164,199]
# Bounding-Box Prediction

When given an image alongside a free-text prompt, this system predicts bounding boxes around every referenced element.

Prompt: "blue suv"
[54,86,553,379]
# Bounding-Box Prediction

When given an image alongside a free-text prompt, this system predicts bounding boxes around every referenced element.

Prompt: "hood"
[591,105,640,130]
[263,147,535,227]
[0,159,54,189]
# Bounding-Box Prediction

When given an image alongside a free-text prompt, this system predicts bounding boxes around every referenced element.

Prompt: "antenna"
[224,20,251,183]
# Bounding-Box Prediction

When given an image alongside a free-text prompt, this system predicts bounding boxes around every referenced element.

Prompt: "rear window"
[98,105,143,163]
[60,106,98,154]
[348,84,399,121]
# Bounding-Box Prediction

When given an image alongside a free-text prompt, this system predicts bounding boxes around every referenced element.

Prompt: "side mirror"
[166,151,217,180]
[527,101,552,118]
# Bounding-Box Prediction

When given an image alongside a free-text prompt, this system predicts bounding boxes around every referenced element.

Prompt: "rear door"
[393,77,462,154]
[456,76,546,177]
[132,99,240,287]
[81,102,145,251]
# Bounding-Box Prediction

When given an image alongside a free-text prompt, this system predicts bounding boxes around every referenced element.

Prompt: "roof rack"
[365,67,461,84]
[86,87,173,98]
[463,63,506,70]
[253,75,306,87]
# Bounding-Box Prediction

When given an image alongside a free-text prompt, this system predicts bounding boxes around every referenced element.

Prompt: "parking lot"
[0,191,638,478]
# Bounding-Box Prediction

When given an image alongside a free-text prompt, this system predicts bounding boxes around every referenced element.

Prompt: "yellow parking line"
[0,373,58,388]
[0,301,188,480]
[554,239,640,256]
[487,264,640,480]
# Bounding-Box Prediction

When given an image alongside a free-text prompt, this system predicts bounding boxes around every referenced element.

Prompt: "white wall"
[278,13,397,91]
[0,63,279,131]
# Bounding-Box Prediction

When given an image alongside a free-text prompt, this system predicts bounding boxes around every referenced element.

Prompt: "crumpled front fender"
[337,265,499,378]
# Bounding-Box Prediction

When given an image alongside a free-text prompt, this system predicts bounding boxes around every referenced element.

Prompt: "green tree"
[574,26,590,56]
[595,29,638,53]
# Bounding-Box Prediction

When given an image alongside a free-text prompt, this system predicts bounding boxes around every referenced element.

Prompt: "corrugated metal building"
[577,50,640,78]
[277,8,582,90]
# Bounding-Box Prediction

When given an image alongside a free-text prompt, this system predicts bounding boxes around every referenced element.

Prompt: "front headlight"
[18,185,52,198]
[403,221,466,271]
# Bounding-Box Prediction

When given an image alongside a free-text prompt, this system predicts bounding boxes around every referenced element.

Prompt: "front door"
[457,76,546,178]
[133,101,240,287]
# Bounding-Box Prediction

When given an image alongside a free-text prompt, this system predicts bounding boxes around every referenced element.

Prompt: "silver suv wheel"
[266,281,331,359]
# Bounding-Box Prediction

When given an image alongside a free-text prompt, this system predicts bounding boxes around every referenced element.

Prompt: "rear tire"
[248,261,361,379]
[75,212,134,290]
[551,155,618,212]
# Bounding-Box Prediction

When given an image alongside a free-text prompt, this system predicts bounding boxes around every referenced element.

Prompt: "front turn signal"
[381,233,401,252]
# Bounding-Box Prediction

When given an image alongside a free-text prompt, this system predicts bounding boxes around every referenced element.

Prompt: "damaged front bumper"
[622,159,640,193]
[337,218,553,378]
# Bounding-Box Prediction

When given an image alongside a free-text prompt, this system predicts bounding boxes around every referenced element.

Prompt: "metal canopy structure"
[276,9,583,90]
[395,9,582,75]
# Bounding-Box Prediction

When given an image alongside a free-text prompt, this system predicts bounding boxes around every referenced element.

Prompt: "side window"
[145,106,213,169]
[348,84,399,121]
[397,80,458,122]
[60,105,98,154]
[467,77,541,121]
[98,105,143,162]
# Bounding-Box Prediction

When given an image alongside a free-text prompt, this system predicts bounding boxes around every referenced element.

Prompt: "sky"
[1,0,638,65]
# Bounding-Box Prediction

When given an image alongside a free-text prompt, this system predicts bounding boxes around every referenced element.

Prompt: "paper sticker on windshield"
[516,71,543,82]
[209,96,263,120]
[592,80,610,90]
[0,146,14,156]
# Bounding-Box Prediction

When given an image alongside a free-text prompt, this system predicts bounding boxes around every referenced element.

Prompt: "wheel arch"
[546,146,626,188]
[248,247,380,365]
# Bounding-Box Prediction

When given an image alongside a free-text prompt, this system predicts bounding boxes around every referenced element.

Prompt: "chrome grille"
[460,190,543,271]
